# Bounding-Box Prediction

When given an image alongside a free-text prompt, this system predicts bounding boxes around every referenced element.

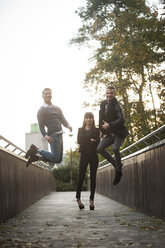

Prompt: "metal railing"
[0,135,51,170]
[1,125,165,169]
[0,135,26,156]
[99,124,165,167]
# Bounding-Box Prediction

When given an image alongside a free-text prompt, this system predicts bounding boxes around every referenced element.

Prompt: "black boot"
[26,154,39,167]
[113,171,123,185]
[115,163,123,172]
[25,144,38,159]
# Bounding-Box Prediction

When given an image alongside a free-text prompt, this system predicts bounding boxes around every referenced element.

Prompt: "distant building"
[25,123,48,151]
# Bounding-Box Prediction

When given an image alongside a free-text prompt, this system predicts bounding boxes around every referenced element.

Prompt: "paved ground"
[0,191,165,248]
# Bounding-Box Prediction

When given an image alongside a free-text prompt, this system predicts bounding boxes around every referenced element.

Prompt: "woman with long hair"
[76,112,100,210]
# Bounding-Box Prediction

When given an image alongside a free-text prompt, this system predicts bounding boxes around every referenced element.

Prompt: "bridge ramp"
[0,191,165,247]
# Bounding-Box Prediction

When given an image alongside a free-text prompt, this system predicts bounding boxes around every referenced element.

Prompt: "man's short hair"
[107,85,116,91]
[42,88,52,95]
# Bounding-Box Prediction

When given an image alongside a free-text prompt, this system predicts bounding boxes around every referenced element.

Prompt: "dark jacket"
[99,97,129,138]
[77,127,100,155]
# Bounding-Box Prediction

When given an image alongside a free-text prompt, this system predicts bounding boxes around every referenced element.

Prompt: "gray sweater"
[37,105,69,137]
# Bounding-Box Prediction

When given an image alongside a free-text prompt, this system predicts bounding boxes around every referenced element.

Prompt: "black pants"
[76,152,98,201]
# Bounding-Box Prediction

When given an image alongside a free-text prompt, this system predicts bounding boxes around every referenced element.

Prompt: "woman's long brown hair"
[82,112,96,128]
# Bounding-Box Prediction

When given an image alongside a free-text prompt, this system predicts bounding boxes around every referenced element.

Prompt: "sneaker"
[26,154,39,167]
[25,144,38,159]
[113,171,123,185]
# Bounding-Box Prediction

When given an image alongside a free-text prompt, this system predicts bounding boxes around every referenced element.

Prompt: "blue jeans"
[97,134,125,171]
[38,133,63,163]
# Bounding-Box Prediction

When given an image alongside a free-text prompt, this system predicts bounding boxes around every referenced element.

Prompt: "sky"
[0,0,163,153]
[0,0,99,152]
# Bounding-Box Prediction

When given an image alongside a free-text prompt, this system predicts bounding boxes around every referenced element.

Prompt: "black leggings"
[76,153,98,201]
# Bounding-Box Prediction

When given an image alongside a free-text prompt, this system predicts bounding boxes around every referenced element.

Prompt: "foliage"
[71,0,165,145]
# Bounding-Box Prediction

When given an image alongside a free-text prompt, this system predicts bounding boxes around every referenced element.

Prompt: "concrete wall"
[0,148,56,222]
[25,132,48,151]
[96,143,165,220]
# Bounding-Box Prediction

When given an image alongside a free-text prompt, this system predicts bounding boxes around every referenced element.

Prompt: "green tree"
[71,0,165,143]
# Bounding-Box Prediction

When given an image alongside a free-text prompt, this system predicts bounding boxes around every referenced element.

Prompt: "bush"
[56,182,75,191]
[52,165,88,192]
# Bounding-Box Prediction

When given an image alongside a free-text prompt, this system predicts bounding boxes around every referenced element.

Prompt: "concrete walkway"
[0,191,165,248]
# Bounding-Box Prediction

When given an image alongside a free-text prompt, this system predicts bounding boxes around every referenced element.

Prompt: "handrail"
[120,125,164,156]
[0,135,51,170]
[0,135,26,156]
[99,124,165,167]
